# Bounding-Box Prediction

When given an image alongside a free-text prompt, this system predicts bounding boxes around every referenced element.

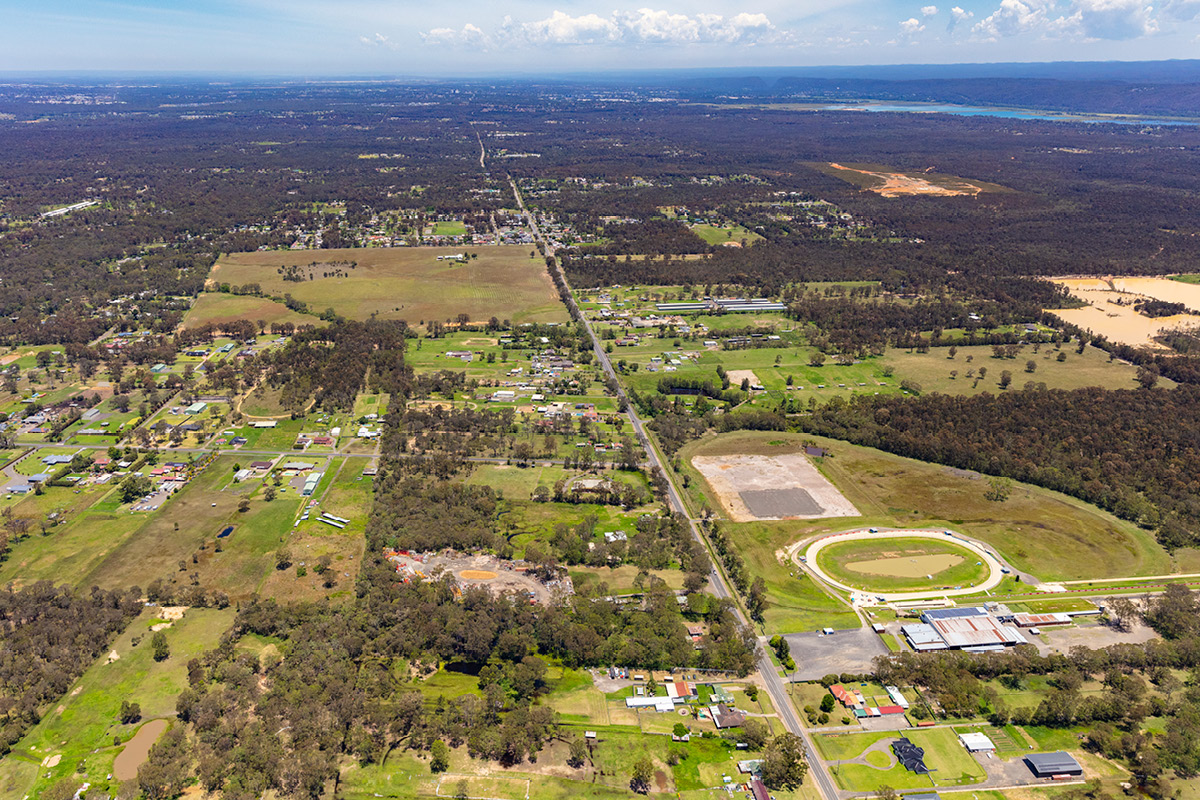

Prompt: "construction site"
[383,549,572,604]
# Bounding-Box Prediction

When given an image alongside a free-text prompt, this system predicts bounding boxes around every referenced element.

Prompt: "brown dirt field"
[113,718,168,780]
[846,553,963,577]
[725,369,761,387]
[829,162,996,197]
[693,453,859,521]
[459,569,498,580]
[1050,276,1200,347]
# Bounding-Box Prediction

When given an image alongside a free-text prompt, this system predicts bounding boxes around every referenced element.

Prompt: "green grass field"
[815,537,991,593]
[181,291,318,330]
[212,246,568,327]
[690,223,763,245]
[61,456,308,599]
[0,607,235,800]
[817,727,987,792]
[884,342,1174,394]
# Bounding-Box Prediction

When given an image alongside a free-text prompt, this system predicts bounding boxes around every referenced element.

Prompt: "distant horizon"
[2,57,1200,84]
[4,1,1200,74]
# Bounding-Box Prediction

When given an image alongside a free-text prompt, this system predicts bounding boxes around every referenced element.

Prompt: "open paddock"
[181,292,317,330]
[211,246,568,327]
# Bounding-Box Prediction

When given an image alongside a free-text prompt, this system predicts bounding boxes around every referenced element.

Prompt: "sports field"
[815,537,990,593]
[210,246,568,326]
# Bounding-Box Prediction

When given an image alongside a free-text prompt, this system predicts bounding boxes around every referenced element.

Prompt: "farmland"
[181,291,318,330]
[210,246,568,327]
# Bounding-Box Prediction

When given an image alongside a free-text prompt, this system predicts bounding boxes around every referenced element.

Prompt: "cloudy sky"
[2,0,1199,74]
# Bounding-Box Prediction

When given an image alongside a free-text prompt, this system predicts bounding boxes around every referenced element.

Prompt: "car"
[1001,568,1011,574]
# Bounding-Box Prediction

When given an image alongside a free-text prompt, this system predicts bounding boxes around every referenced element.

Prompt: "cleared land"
[1050,276,1200,346]
[0,607,235,800]
[181,291,317,330]
[676,432,1172,633]
[210,246,568,326]
[693,453,859,522]
[816,162,1010,197]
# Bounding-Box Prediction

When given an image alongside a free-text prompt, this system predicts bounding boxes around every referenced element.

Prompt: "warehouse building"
[1026,751,1083,778]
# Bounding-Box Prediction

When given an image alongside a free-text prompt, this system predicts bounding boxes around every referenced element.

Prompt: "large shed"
[1026,751,1083,778]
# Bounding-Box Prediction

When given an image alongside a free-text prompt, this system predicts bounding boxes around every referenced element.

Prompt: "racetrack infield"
[816,537,989,593]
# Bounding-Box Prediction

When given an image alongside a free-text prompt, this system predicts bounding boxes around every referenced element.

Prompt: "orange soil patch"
[459,569,499,580]
[829,162,989,197]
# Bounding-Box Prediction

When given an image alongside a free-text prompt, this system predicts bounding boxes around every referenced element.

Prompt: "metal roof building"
[902,623,948,651]
[959,732,996,752]
[1026,751,1083,777]
[921,606,988,622]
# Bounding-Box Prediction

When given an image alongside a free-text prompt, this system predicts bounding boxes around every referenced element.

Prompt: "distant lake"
[822,103,1199,126]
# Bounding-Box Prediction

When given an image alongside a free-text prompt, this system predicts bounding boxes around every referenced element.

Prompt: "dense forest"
[798,386,1200,548]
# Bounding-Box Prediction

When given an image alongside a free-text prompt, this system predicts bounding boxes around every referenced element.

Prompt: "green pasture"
[0,607,235,800]
[213,245,568,327]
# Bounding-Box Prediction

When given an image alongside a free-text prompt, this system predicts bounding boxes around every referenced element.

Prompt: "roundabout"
[798,528,1005,603]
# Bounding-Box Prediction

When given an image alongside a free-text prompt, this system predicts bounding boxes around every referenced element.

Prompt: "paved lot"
[784,627,889,681]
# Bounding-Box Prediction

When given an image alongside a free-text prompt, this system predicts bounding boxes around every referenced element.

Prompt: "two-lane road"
[509,174,841,800]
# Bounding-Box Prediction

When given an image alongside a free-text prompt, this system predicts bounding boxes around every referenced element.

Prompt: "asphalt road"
[510,175,841,800]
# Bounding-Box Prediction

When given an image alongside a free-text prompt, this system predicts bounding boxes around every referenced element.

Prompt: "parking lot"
[784,627,889,681]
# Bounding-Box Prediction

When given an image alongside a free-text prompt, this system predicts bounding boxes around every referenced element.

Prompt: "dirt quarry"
[827,163,997,197]
[385,550,571,603]
[693,453,859,522]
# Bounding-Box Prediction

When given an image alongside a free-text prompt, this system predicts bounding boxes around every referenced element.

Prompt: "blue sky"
[2,0,1198,74]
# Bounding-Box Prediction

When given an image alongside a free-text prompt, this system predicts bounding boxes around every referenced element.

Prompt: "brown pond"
[113,718,168,780]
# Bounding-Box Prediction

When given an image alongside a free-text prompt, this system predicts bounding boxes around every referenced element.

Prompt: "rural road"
[509,175,842,800]
[798,528,1009,603]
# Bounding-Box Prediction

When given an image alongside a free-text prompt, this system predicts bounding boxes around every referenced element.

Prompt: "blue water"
[823,103,1198,126]
[218,526,234,539]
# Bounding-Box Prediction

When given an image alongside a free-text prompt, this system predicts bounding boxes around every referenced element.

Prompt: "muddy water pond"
[113,718,168,780]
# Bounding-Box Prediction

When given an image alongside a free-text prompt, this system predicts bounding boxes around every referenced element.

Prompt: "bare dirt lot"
[1033,618,1159,656]
[725,369,762,387]
[1050,276,1200,346]
[387,551,569,603]
[693,453,859,522]
[847,553,963,578]
[784,628,888,681]
[826,162,1004,197]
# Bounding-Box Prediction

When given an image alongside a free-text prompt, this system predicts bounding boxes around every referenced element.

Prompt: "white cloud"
[947,5,975,30]
[972,0,1055,39]
[899,16,926,33]
[922,5,940,15]
[424,8,778,48]
[972,0,1160,39]
[420,23,488,46]
[358,32,397,49]
[1063,0,1157,39]
[515,11,619,44]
